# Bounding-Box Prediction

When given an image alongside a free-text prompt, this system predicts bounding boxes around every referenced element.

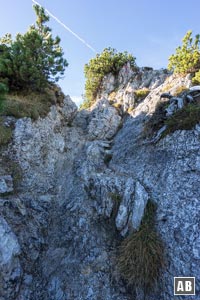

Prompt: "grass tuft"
[134,88,150,101]
[173,85,188,96]
[117,201,165,293]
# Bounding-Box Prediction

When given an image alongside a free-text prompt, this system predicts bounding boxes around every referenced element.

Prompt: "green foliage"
[0,5,68,91]
[192,70,200,84]
[0,82,8,112]
[82,48,137,109]
[164,103,200,134]
[143,101,200,139]
[168,31,200,75]
[117,201,165,293]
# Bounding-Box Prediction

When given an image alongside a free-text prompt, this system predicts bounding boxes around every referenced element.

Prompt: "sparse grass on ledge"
[117,201,165,293]
[161,82,174,93]
[1,92,52,120]
[143,101,200,139]
[164,103,200,135]
[173,85,188,96]
[0,86,63,120]
[134,88,150,101]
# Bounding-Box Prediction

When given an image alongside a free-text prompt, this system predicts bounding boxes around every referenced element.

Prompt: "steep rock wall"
[0,68,200,300]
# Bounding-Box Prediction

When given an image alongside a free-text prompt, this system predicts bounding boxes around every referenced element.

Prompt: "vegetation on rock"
[143,99,200,139]
[134,88,150,101]
[173,85,188,96]
[81,48,137,109]
[117,201,165,293]
[0,88,61,120]
[0,5,68,92]
[0,124,12,146]
[0,5,67,119]
[168,30,200,83]
[0,82,8,113]
[164,103,200,134]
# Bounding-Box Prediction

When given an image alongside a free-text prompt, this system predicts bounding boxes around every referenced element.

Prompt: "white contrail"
[32,0,97,53]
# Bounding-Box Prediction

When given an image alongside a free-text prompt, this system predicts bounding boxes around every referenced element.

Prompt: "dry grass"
[134,88,150,101]
[117,201,165,293]
[128,107,134,114]
[112,103,122,109]
[109,91,117,101]
[0,125,12,146]
[0,86,63,120]
[161,83,174,93]
[173,85,188,96]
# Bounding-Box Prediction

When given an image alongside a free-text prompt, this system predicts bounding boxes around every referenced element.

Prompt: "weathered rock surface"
[0,69,200,300]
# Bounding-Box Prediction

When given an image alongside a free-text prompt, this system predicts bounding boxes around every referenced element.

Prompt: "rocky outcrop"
[0,68,200,300]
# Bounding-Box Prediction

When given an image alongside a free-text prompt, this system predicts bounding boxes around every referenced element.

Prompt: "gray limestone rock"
[131,181,149,230]
[0,217,21,300]
[0,69,199,300]
[0,175,13,194]
[88,98,121,140]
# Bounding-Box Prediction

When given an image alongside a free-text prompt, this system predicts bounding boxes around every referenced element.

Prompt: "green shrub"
[168,31,200,76]
[0,5,68,92]
[82,48,137,109]
[117,201,165,293]
[192,69,200,84]
[0,82,8,113]
[164,103,200,134]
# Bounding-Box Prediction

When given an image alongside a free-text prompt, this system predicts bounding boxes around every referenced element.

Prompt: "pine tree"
[82,47,137,108]
[168,31,200,75]
[0,4,68,91]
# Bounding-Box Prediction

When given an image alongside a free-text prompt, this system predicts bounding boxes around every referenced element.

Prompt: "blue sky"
[0,0,200,105]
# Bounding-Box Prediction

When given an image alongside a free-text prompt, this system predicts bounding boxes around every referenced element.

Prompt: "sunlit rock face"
[0,69,199,300]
